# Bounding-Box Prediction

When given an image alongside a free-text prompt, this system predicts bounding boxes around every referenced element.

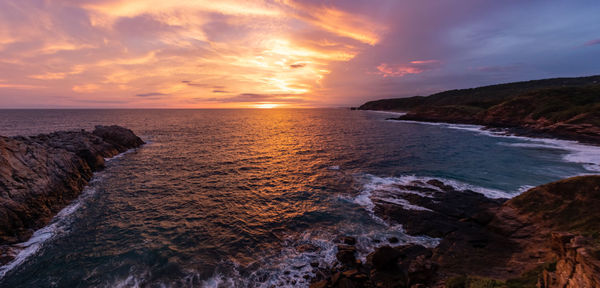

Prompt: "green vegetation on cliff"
[359,75,600,112]
[358,75,600,143]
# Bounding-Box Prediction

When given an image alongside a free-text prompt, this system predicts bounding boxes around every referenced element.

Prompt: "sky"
[0,0,599,108]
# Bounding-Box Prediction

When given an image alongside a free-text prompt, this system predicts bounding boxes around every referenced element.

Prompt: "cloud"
[1,1,600,108]
[0,83,44,89]
[289,62,306,69]
[72,84,100,93]
[281,0,384,45]
[376,60,442,78]
[584,38,600,46]
[202,93,305,103]
[181,81,222,88]
[135,92,169,97]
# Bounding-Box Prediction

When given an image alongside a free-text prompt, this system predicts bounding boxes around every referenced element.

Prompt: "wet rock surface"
[310,240,436,288]
[312,176,600,287]
[0,126,144,257]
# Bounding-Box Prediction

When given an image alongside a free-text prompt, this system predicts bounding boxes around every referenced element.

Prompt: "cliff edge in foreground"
[0,126,144,250]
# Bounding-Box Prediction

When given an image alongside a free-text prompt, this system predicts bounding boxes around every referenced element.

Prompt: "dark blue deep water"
[0,109,598,287]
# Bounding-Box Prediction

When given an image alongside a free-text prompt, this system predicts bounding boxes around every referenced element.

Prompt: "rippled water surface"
[0,109,598,287]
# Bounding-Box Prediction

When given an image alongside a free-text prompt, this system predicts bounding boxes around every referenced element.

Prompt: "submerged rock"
[0,125,144,258]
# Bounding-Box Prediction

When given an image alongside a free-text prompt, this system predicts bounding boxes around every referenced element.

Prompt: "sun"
[254,103,280,109]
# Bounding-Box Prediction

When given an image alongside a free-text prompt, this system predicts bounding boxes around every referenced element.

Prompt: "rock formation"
[311,176,600,287]
[358,76,600,144]
[0,126,144,250]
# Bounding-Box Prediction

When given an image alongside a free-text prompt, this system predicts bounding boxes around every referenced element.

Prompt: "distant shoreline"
[357,75,600,145]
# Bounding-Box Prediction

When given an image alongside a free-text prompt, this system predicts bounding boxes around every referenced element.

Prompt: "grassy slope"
[358,75,600,112]
[359,75,600,143]
[480,85,600,126]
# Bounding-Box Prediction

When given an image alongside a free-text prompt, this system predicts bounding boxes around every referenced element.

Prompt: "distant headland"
[357,75,600,144]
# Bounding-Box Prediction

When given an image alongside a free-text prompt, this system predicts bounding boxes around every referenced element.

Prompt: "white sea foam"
[0,186,94,279]
[395,120,600,172]
[106,147,138,162]
[345,173,515,232]
[0,150,133,280]
[365,110,408,117]
[200,273,236,288]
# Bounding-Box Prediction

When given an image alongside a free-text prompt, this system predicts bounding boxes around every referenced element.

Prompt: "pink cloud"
[376,60,441,77]
[584,38,600,46]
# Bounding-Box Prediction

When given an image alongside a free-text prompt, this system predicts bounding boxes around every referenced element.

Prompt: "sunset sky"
[1,0,599,108]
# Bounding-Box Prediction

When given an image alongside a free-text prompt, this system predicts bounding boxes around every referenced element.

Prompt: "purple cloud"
[584,38,600,46]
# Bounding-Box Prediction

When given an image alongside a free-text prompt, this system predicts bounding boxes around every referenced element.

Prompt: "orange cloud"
[278,0,384,45]
[376,60,442,77]
[0,0,388,107]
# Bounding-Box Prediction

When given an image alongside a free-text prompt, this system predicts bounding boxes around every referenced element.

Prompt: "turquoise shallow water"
[0,109,598,287]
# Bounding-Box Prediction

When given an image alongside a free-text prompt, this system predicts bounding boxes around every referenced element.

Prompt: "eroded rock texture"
[0,125,144,245]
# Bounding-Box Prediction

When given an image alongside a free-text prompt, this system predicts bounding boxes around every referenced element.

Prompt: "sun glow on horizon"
[254,103,281,109]
[0,0,386,108]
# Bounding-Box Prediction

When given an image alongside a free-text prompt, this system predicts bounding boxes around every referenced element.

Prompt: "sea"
[0,109,598,287]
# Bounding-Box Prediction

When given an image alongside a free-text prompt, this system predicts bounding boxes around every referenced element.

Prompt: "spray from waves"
[105,226,439,288]
[104,189,441,288]
[395,120,600,172]
[188,173,516,288]
[194,226,439,288]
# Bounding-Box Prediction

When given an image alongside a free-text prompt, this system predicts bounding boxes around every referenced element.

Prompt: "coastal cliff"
[310,176,600,288]
[0,126,144,253]
[358,76,600,144]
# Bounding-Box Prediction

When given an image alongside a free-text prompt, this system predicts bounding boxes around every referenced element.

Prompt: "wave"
[0,150,133,280]
[200,227,438,288]
[365,110,407,116]
[395,120,600,172]
[0,184,97,279]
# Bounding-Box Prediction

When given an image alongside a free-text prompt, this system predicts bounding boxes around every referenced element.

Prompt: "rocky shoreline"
[0,125,144,264]
[357,76,600,145]
[393,113,600,146]
[309,176,600,288]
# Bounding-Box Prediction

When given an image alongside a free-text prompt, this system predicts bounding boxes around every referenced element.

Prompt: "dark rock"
[309,280,327,288]
[340,236,356,245]
[331,271,341,285]
[336,245,357,267]
[337,278,358,288]
[297,243,320,253]
[92,125,145,152]
[369,246,402,271]
[388,237,399,244]
[426,179,455,192]
[314,176,600,286]
[0,126,144,246]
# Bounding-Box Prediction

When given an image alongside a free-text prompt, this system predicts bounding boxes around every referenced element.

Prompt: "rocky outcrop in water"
[311,176,600,287]
[0,126,144,250]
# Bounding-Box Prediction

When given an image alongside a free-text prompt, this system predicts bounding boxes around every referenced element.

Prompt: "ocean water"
[0,109,598,287]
